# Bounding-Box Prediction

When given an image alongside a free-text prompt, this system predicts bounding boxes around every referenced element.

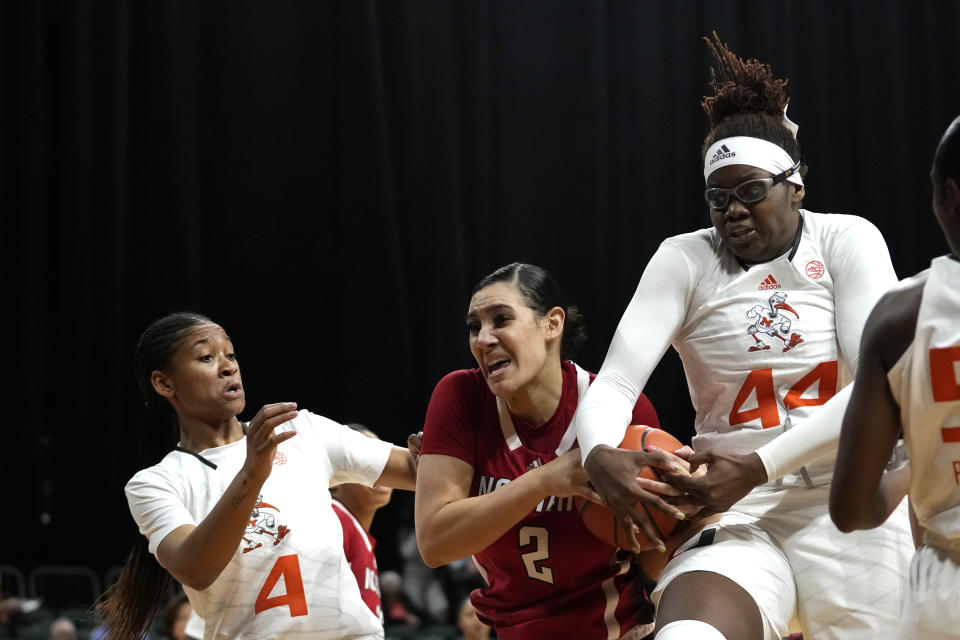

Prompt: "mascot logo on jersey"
[242,495,291,553]
[745,292,804,353]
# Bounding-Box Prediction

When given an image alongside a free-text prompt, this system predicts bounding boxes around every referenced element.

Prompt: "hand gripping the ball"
[580,426,689,552]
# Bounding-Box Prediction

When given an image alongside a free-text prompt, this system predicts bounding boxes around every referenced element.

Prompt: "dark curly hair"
[700,31,806,178]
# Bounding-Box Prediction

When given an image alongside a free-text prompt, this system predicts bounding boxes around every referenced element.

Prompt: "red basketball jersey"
[421,361,659,640]
[332,499,383,623]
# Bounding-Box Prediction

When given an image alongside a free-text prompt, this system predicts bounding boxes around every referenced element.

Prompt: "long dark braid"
[97,312,214,639]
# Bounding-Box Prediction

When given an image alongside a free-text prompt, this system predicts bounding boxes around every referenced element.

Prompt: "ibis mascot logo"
[242,495,291,553]
[744,291,804,353]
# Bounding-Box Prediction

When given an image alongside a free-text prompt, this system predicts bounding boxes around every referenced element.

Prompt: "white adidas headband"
[703,136,804,186]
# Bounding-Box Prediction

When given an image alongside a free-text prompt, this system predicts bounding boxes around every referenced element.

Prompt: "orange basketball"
[575,425,683,551]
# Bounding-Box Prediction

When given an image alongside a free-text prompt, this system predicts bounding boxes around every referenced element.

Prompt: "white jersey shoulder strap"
[554,363,590,455]
[495,362,590,455]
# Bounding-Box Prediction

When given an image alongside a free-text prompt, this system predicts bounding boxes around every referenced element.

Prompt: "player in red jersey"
[415,262,688,640]
[331,423,395,625]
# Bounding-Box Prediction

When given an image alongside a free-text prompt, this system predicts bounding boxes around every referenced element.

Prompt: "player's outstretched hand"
[663,449,767,515]
[243,402,299,483]
[583,445,688,552]
[407,430,424,469]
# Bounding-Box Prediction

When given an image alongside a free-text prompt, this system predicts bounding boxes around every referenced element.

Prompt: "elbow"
[169,566,219,591]
[416,538,446,568]
[415,531,452,568]
[420,555,445,569]
[183,576,215,591]
[831,513,859,534]
[832,508,882,534]
[829,493,867,533]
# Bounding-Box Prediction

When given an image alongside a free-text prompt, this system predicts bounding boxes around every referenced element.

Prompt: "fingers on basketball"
[574,425,684,550]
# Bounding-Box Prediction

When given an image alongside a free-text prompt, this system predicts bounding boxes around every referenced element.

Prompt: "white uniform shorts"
[651,483,912,640]
[896,544,960,639]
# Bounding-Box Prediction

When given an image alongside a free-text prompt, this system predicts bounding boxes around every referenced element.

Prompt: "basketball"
[575,425,683,551]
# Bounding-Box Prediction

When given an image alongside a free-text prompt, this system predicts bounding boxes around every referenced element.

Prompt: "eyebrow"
[191,333,232,349]
[466,303,514,321]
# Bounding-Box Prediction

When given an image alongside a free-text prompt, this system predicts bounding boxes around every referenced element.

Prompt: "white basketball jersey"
[668,212,876,482]
[126,411,390,639]
[888,255,960,545]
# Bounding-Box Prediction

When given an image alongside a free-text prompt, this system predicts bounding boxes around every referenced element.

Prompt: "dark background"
[4,1,959,579]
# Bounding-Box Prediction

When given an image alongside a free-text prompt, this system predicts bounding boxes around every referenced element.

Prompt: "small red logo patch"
[758,274,782,290]
[274,451,287,465]
[805,261,825,279]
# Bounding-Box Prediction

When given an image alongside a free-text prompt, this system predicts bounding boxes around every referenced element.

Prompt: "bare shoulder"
[864,272,928,370]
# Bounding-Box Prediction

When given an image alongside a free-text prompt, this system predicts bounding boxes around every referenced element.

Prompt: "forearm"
[159,467,267,589]
[575,376,640,459]
[376,445,417,491]
[755,384,853,481]
[416,468,550,566]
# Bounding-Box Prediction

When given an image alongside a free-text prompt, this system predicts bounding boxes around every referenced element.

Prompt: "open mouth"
[225,382,243,397]
[487,359,511,374]
[727,227,757,245]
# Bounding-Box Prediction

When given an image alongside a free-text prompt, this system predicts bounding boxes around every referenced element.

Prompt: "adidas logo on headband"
[709,144,735,165]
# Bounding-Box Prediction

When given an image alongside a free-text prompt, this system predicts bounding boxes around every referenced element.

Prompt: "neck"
[333,497,375,532]
[178,415,245,452]
[504,359,564,427]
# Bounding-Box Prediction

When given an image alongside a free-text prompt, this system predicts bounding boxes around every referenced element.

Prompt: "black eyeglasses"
[704,160,802,210]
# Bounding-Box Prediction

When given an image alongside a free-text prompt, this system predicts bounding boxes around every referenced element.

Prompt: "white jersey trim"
[495,362,590,455]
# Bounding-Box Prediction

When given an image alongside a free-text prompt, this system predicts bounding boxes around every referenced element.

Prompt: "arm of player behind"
[375,445,418,491]
[829,293,911,533]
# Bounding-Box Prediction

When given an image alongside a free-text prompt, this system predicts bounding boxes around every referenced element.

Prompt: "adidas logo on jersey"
[758,274,782,290]
[526,458,543,471]
[709,144,735,165]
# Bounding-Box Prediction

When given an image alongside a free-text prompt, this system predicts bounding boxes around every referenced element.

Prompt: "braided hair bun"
[700,32,804,173]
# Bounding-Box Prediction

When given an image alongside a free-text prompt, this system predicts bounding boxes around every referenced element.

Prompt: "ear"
[790,183,805,205]
[151,370,175,399]
[544,306,565,340]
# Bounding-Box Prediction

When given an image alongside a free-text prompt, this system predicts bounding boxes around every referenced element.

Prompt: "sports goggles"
[704,160,802,210]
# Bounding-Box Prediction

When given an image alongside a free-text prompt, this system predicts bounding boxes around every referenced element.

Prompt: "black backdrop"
[4,1,960,577]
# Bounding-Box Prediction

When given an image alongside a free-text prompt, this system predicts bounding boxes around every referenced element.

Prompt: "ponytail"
[97,312,213,637]
[96,536,174,640]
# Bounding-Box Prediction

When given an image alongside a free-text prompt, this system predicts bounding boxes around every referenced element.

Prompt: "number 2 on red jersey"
[729,361,838,429]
